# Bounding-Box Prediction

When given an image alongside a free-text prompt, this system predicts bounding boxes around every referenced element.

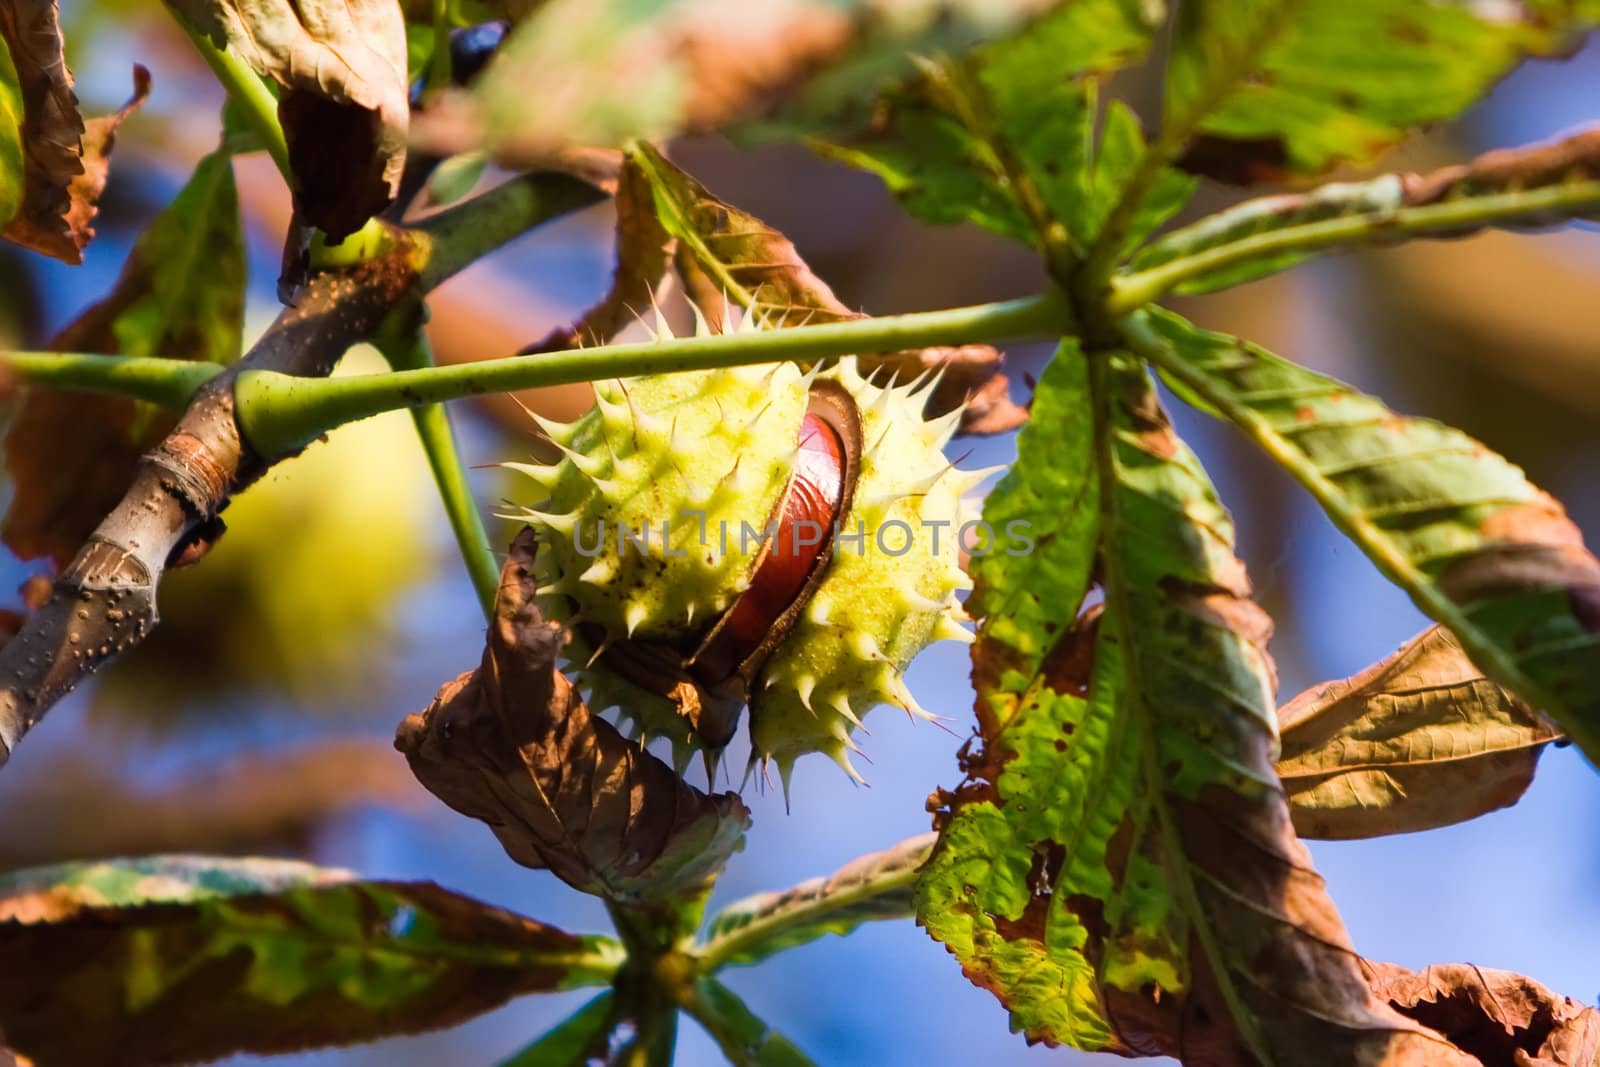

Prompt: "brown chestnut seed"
[598,382,862,749]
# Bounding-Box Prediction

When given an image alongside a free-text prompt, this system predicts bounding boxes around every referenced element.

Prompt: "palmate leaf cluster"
[1,0,1599,1065]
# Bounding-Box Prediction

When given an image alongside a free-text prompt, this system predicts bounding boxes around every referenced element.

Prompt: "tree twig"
[0,172,602,773]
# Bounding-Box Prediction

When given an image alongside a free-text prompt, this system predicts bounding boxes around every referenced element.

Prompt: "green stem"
[428,0,453,89]
[676,979,815,1067]
[177,16,291,178]
[605,901,693,1067]
[415,171,606,291]
[1108,178,1600,315]
[234,290,1074,456]
[380,326,499,620]
[0,352,221,407]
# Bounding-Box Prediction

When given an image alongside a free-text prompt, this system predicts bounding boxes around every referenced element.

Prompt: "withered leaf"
[525,152,674,354]
[0,855,617,1066]
[1365,960,1600,1067]
[1278,625,1561,840]
[168,0,409,238]
[396,528,750,907]
[2,148,244,566]
[630,142,1025,434]
[0,2,146,263]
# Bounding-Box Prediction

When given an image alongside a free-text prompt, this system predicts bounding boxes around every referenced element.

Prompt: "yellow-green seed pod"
[509,318,982,784]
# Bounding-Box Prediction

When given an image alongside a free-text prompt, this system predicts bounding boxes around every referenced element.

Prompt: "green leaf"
[427,150,489,207]
[737,1,1053,143]
[1124,128,1600,301]
[1278,625,1561,840]
[1163,0,1599,184]
[0,32,23,228]
[1130,308,1600,767]
[0,856,622,1066]
[810,0,1175,255]
[685,979,815,1067]
[921,356,1456,1059]
[498,991,615,1067]
[1130,173,1406,295]
[698,834,934,971]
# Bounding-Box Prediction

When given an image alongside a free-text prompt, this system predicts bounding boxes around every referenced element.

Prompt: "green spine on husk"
[508,312,985,787]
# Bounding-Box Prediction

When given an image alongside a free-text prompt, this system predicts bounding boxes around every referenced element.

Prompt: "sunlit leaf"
[922,355,1463,1060]
[1279,625,1561,839]
[736,0,1052,140]
[168,0,410,238]
[2,147,244,566]
[809,0,1181,255]
[397,528,751,910]
[629,141,1024,432]
[700,834,933,969]
[1133,309,1600,768]
[0,856,621,1066]
[1164,0,1600,184]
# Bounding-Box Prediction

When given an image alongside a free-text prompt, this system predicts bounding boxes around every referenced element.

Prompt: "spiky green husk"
[510,331,977,782]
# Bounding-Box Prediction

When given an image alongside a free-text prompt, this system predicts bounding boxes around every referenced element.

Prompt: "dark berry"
[449,21,510,86]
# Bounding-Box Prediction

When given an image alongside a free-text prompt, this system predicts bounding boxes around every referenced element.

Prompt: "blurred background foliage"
[0,5,1597,1065]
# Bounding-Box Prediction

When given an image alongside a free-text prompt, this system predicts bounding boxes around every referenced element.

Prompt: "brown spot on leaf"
[1175,134,1291,186]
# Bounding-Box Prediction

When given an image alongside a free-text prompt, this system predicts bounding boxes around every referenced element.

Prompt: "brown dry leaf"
[524,153,674,354]
[632,142,1025,433]
[0,1,146,263]
[1365,960,1600,1066]
[1278,625,1562,840]
[396,528,750,907]
[169,0,409,238]
[60,65,149,251]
